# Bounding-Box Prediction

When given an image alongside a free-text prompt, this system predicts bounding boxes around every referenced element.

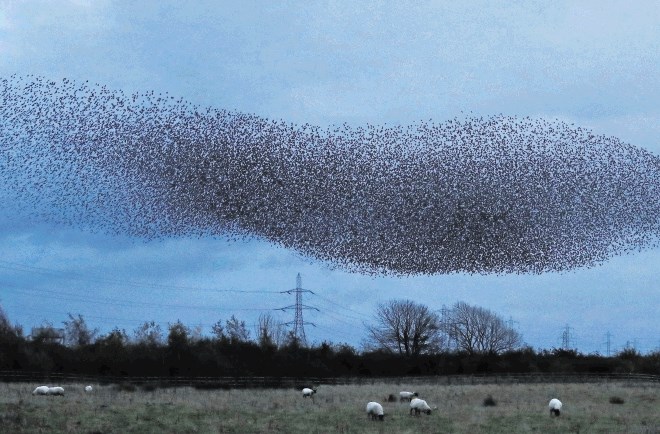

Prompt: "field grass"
[1,381,658,433]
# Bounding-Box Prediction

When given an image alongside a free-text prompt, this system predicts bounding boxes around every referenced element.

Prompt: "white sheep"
[47,386,65,396]
[399,391,419,402]
[32,386,50,396]
[410,397,433,415]
[85,385,93,393]
[366,401,385,421]
[549,398,562,416]
[302,387,317,398]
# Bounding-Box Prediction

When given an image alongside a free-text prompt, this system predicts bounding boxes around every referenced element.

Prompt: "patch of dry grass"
[0,380,657,433]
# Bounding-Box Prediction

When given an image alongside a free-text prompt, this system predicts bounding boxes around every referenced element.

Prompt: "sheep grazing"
[549,398,562,416]
[410,397,432,416]
[32,386,50,396]
[399,391,419,402]
[302,387,317,398]
[366,401,385,421]
[47,386,65,396]
[85,385,93,393]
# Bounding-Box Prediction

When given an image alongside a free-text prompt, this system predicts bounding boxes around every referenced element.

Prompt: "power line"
[2,300,271,331]
[0,259,280,294]
[317,304,363,323]
[313,323,363,342]
[309,293,365,318]
[1,269,362,329]
[1,259,370,325]
[3,278,366,335]
[1,281,275,312]
[319,310,359,328]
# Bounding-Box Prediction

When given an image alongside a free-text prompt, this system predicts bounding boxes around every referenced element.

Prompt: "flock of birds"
[2,75,659,275]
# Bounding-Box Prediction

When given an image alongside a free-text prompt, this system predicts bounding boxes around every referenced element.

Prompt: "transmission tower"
[561,324,572,350]
[439,305,456,351]
[605,331,612,357]
[279,273,318,346]
[506,316,519,330]
[624,339,638,352]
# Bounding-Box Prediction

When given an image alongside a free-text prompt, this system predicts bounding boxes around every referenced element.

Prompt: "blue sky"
[0,0,658,353]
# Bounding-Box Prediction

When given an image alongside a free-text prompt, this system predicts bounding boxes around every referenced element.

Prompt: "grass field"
[1,381,658,433]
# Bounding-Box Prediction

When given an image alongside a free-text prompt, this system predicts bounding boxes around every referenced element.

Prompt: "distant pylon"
[440,304,455,351]
[605,331,612,357]
[561,324,572,349]
[279,273,318,346]
[506,316,519,330]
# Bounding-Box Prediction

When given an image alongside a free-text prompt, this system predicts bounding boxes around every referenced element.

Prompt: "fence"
[1,371,658,388]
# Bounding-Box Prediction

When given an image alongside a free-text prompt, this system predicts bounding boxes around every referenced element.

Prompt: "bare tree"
[443,301,522,355]
[225,315,251,343]
[211,320,226,341]
[97,327,129,348]
[133,320,164,346]
[0,304,10,334]
[365,299,444,356]
[0,304,22,340]
[189,324,203,342]
[255,313,286,349]
[63,313,98,347]
[29,320,65,345]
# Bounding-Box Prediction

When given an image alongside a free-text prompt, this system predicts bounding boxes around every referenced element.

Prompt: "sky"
[0,0,658,354]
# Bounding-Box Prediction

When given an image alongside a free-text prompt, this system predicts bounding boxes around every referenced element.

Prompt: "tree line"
[1,302,658,378]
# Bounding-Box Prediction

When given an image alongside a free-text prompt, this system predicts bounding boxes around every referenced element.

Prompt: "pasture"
[0,381,658,433]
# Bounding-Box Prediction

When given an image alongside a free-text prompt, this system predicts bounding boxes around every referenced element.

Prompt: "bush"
[194,382,230,390]
[141,383,158,392]
[483,395,497,406]
[609,396,625,404]
[114,382,137,392]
